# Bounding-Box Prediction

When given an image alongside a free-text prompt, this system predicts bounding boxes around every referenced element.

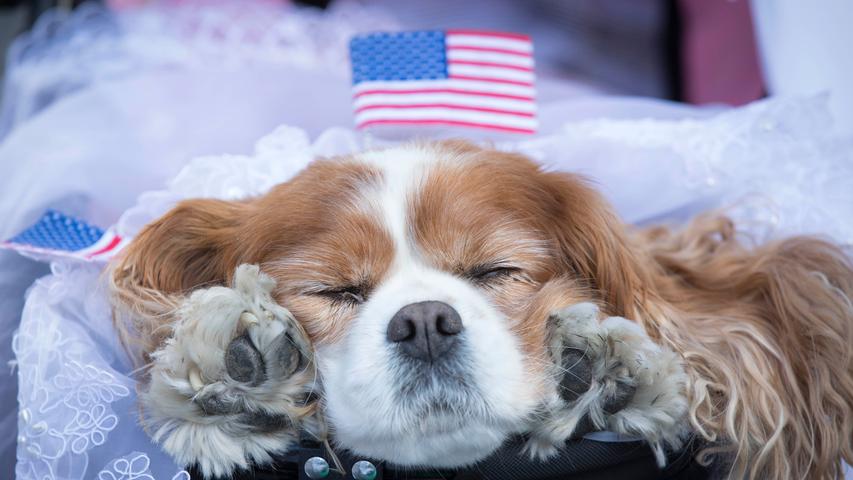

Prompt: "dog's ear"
[537,171,651,318]
[110,198,254,360]
[113,198,251,296]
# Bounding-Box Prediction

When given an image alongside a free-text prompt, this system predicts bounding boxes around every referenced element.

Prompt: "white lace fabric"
[15,263,188,479]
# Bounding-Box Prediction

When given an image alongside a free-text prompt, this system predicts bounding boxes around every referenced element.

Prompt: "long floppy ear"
[538,171,652,319]
[115,198,249,293]
[111,198,251,355]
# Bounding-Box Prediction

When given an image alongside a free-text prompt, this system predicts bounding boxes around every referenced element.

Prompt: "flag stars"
[350,30,448,84]
[7,210,105,252]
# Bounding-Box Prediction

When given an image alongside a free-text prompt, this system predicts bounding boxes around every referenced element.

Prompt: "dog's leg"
[525,303,689,466]
[141,264,318,478]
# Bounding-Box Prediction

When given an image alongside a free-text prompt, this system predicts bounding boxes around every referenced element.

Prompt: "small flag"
[2,210,125,262]
[350,30,537,134]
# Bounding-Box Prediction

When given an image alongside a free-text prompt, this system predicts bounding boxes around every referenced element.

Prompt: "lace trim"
[15,263,189,479]
[97,453,190,480]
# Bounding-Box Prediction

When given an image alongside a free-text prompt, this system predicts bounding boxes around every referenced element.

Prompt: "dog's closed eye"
[465,264,522,284]
[315,285,368,305]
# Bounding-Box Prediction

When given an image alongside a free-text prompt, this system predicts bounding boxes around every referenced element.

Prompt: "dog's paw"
[141,264,317,478]
[528,303,689,466]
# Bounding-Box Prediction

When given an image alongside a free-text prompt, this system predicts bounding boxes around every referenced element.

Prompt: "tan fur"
[631,215,853,479]
[112,141,853,479]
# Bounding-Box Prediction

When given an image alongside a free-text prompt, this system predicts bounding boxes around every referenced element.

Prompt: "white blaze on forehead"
[356,144,443,269]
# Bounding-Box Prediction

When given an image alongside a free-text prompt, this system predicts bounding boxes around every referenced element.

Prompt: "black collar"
[193,434,707,480]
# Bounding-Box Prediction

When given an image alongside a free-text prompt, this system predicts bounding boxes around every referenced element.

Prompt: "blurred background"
[0,0,850,114]
[0,0,767,111]
[1,0,851,146]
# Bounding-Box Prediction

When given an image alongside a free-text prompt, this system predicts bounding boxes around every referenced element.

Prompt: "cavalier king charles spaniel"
[111,141,852,479]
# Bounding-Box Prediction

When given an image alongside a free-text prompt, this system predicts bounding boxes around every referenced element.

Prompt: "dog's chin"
[324,367,532,467]
[325,377,525,467]
[334,413,511,467]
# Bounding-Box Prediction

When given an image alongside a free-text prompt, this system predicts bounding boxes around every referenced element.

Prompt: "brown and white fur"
[112,140,853,479]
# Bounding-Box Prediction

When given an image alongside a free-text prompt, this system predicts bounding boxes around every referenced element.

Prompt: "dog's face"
[123,141,644,466]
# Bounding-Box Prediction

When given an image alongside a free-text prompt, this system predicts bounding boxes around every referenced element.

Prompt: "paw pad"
[140,264,320,478]
[528,302,689,466]
[225,334,266,385]
[557,347,592,403]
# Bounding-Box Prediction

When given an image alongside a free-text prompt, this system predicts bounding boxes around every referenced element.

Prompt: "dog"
[111,140,853,479]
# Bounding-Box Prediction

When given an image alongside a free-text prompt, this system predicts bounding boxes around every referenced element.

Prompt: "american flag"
[350,30,537,134]
[2,210,125,262]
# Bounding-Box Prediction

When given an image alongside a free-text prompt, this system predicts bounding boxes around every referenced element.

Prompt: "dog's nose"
[386,301,464,362]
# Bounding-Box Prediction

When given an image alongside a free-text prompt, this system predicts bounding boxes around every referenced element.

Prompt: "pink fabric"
[107,0,285,10]
[679,0,764,105]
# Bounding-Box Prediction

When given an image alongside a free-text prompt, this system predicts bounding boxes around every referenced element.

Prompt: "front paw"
[142,264,316,478]
[531,303,689,466]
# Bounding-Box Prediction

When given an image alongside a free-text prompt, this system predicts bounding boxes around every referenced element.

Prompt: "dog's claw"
[240,311,260,328]
[188,367,205,392]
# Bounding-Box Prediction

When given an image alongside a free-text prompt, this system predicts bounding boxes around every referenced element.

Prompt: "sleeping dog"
[111,141,853,479]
